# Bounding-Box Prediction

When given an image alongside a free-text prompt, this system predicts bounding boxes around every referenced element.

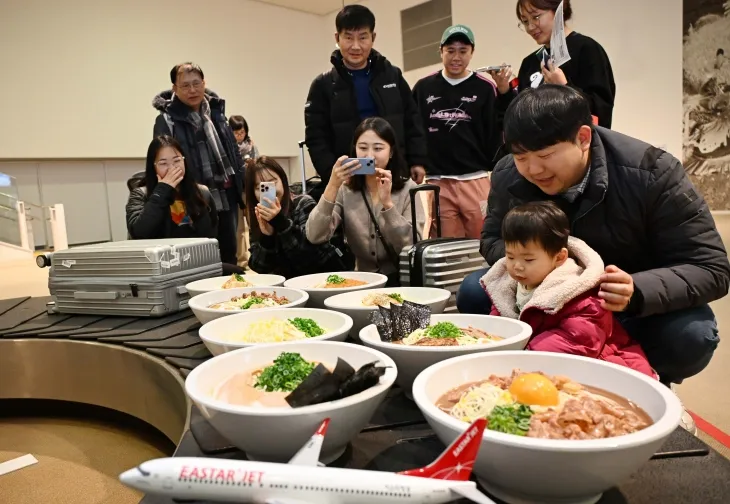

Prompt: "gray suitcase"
[48,238,222,317]
[398,185,487,313]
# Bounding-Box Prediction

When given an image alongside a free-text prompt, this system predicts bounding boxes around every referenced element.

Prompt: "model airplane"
[120,417,495,504]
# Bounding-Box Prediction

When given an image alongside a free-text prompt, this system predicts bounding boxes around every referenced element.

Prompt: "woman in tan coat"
[306,117,425,285]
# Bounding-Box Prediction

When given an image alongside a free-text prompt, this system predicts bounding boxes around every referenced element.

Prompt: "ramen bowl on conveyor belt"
[412,351,683,504]
[185,341,397,464]
[186,273,286,297]
[198,308,354,355]
[189,287,309,324]
[359,304,532,398]
[283,272,387,308]
[324,287,451,341]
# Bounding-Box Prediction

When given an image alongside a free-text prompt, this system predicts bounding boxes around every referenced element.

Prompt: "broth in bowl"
[437,368,653,440]
[316,274,369,289]
[214,351,387,409]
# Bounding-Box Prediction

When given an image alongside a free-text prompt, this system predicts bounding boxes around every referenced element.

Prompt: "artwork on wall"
[683,0,730,210]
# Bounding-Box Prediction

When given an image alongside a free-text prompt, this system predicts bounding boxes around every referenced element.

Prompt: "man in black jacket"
[304,5,427,199]
[457,85,729,388]
[152,62,245,265]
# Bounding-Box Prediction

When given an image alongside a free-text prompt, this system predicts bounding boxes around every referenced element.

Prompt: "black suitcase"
[399,184,487,312]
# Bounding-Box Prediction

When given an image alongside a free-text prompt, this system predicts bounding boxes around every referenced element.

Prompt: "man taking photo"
[304,4,427,199]
[458,85,729,398]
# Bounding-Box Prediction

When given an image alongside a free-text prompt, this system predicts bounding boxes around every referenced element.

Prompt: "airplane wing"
[451,485,498,504]
[287,418,330,467]
[265,498,317,504]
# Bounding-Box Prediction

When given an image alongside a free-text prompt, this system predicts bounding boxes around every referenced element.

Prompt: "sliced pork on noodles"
[436,369,652,440]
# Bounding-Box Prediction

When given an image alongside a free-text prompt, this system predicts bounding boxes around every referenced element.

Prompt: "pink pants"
[426,177,491,239]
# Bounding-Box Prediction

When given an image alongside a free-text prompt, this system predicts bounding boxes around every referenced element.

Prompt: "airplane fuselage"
[128,457,476,504]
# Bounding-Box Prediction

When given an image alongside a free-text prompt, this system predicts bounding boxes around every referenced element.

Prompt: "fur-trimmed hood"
[482,236,604,319]
[151,88,221,113]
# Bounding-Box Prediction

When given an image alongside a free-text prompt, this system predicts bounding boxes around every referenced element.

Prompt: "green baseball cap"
[440,24,475,46]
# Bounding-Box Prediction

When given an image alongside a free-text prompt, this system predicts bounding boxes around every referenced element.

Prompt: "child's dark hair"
[502,201,569,255]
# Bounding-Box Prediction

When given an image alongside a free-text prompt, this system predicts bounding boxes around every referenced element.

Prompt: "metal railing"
[19,201,68,252]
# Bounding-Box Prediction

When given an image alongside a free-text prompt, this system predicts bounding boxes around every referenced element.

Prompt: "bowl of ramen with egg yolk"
[412,351,683,504]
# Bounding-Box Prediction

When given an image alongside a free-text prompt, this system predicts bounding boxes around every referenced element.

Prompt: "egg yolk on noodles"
[509,373,560,406]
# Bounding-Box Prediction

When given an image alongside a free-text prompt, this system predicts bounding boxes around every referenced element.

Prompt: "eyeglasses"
[156,156,185,169]
[518,13,544,31]
[178,81,203,92]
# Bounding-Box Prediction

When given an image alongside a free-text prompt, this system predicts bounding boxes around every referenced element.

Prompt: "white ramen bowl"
[283,271,388,308]
[189,287,309,325]
[412,351,683,504]
[324,287,451,342]
[199,308,354,356]
[186,274,286,297]
[360,314,532,398]
[185,341,397,463]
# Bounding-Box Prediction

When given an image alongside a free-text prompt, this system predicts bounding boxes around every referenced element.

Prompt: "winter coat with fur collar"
[481,237,656,378]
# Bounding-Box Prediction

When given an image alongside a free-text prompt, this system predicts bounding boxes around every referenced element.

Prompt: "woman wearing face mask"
[126,135,217,240]
[306,117,425,285]
[246,156,352,278]
[491,0,616,128]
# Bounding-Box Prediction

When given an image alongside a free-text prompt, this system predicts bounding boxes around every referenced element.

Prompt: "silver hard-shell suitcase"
[399,185,487,313]
[49,238,222,317]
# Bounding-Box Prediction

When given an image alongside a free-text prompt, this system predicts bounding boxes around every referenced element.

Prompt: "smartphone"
[259,181,276,208]
[476,65,508,73]
[345,157,376,176]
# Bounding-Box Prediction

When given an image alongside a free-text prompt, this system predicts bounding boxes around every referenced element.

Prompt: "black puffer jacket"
[481,127,730,317]
[125,173,218,240]
[304,50,428,184]
[152,89,244,208]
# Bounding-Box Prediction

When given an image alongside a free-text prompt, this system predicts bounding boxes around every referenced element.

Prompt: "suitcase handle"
[409,184,441,244]
[74,291,119,301]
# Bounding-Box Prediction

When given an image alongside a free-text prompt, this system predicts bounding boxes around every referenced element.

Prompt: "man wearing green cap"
[413,24,503,240]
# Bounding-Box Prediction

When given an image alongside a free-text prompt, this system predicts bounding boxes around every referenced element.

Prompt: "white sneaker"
[671,386,699,436]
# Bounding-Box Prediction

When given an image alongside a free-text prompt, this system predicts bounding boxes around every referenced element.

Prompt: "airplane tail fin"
[287,418,330,467]
[398,418,486,481]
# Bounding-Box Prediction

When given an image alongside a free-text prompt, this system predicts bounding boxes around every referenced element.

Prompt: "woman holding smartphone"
[126,135,217,240]
[306,117,425,285]
[491,0,616,128]
[245,156,351,278]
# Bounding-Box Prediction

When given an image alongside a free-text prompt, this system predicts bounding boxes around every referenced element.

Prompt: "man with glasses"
[152,62,245,266]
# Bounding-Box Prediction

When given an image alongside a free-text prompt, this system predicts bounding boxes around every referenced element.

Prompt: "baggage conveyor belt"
[1,296,730,503]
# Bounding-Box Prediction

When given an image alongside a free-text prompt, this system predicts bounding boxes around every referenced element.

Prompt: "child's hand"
[598,265,634,312]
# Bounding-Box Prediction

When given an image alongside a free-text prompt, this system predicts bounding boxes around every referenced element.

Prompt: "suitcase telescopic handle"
[409,184,441,244]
